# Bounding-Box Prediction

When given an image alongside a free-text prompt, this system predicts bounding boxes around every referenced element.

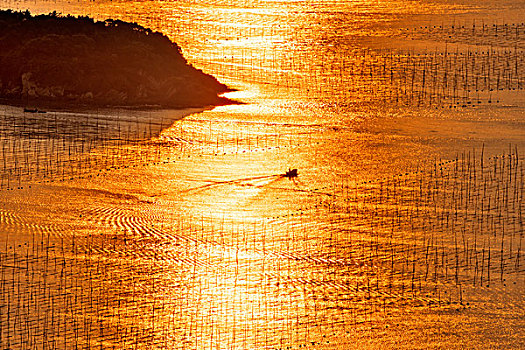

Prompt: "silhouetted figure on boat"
[284,168,298,178]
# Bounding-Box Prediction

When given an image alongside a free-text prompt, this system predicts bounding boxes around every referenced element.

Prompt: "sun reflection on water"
[0,0,525,349]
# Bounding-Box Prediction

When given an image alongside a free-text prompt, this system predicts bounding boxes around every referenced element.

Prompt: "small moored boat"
[23,107,47,114]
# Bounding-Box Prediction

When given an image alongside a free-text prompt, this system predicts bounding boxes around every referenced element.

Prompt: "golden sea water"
[0,0,524,349]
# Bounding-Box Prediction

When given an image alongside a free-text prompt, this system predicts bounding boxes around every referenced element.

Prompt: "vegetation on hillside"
[0,10,231,108]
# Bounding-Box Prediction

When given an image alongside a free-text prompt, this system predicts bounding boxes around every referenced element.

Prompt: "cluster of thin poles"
[0,146,522,349]
[398,21,525,47]
[0,110,302,190]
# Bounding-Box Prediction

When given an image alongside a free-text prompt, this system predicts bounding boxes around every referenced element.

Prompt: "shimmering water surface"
[0,0,524,349]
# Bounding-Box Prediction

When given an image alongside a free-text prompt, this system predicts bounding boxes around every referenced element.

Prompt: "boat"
[284,168,298,178]
[23,108,47,114]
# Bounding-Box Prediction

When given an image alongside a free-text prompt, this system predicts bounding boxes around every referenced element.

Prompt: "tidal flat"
[0,0,524,349]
